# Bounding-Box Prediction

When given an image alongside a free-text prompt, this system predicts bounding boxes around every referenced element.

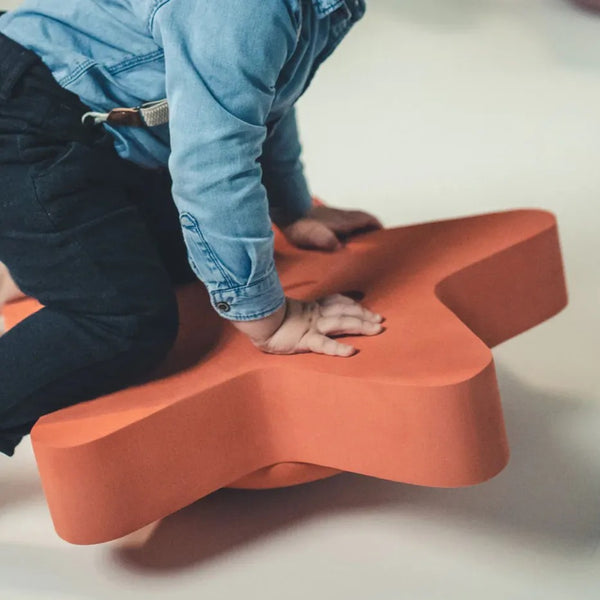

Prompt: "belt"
[81,98,169,128]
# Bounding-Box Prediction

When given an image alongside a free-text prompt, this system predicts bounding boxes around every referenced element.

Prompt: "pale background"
[1,1,599,599]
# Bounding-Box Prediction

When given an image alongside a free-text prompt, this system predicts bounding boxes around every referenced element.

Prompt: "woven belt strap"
[81,99,169,128]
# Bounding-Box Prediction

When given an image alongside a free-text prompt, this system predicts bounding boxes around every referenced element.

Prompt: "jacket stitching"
[58,59,95,87]
[107,49,164,76]
[148,0,173,34]
[58,49,164,88]
[214,263,278,296]
[180,212,236,288]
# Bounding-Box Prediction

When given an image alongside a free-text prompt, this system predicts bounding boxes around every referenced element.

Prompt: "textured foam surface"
[1,207,568,544]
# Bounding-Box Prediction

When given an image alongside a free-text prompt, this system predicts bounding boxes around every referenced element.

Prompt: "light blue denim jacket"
[0,0,366,320]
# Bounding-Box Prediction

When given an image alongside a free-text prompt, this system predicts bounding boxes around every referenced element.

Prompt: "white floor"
[1,1,600,598]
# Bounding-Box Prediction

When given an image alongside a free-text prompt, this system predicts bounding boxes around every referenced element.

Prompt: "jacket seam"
[180,212,236,288]
[106,49,164,76]
[213,263,278,296]
[148,0,173,34]
[57,49,164,89]
[58,59,95,87]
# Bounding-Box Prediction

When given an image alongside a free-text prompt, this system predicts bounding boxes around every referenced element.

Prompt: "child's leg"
[117,164,198,289]
[0,162,195,312]
[0,35,180,456]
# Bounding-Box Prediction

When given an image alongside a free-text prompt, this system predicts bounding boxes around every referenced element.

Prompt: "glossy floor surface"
[1,1,599,598]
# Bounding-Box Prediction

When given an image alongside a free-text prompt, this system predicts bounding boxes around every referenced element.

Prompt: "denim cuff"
[208,265,286,321]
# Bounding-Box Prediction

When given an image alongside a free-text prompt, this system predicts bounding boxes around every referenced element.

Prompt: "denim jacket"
[0,0,366,321]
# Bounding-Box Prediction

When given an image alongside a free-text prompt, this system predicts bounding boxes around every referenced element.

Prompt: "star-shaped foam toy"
[1,206,568,544]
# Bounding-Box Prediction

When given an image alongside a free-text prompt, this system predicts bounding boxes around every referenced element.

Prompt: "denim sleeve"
[262,107,314,229]
[150,0,300,321]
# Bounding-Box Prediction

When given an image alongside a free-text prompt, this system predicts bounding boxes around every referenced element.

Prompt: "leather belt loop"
[107,107,145,127]
[81,99,169,128]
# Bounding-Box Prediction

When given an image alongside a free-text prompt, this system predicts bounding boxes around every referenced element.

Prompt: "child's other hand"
[280,205,383,252]
[251,294,384,357]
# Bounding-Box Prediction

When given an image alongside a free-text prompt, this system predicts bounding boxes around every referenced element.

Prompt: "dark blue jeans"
[0,33,196,456]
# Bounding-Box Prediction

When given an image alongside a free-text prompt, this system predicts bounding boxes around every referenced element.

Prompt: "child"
[0,0,385,457]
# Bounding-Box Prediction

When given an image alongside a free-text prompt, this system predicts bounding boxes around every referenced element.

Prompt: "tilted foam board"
[1,207,568,544]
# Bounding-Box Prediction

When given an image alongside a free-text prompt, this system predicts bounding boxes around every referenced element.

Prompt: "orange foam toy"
[1,207,567,545]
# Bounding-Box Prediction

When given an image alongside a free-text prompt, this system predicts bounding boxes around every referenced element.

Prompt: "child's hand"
[280,205,383,252]
[248,294,384,357]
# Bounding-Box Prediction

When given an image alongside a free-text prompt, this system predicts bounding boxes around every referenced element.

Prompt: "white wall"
[0,0,21,9]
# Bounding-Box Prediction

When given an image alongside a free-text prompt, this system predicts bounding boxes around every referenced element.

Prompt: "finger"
[317,294,384,321]
[333,211,383,234]
[308,222,343,251]
[316,315,383,337]
[286,220,342,251]
[349,211,383,230]
[319,302,383,323]
[302,331,356,357]
[363,212,384,229]
[318,293,357,307]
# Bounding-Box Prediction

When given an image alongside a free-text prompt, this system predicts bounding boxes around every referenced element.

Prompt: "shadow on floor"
[111,362,600,572]
[0,477,43,510]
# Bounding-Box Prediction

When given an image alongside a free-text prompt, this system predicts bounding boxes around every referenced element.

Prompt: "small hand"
[281,205,384,252]
[252,294,385,357]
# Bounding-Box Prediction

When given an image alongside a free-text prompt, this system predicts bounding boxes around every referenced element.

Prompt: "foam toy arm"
[1,206,568,544]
